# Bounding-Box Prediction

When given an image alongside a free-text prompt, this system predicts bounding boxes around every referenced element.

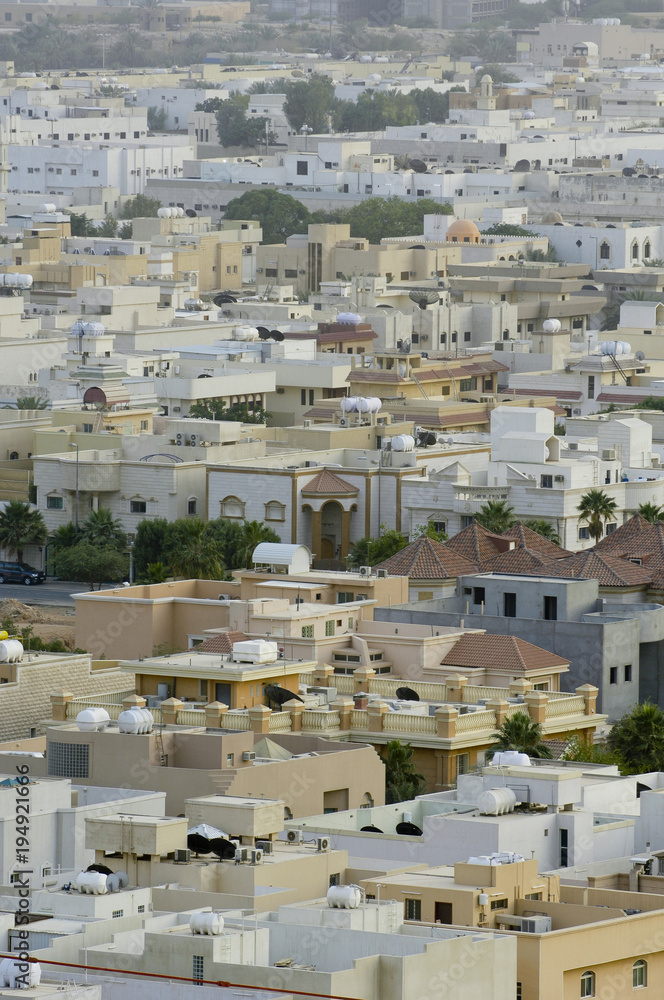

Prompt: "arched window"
[220,495,245,519]
[631,240,640,261]
[284,806,293,821]
[362,792,374,809]
[580,971,595,998]
[265,500,285,522]
[633,960,647,989]
[644,241,651,259]
[9,452,18,461]
[599,241,611,261]
[187,497,197,516]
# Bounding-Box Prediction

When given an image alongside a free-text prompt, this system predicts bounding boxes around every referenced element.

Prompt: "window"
[560,827,569,867]
[405,898,421,921]
[112,909,123,918]
[610,666,618,684]
[625,664,632,682]
[193,955,204,985]
[296,160,308,175]
[325,620,335,637]
[588,375,595,399]
[265,500,285,521]
[301,389,307,405]
[464,331,471,343]
[226,753,234,766]
[47,495,63,510]
[187,498,197,515]
[456,753,469,776]
[329,873,340,886]
[605,523,617,535]
[578,526,589,540]
[473,587,485,606]
[516,985,522,1000]
[543,596,557,621]
[138,904,145,913]
[48,742,89,778]
[430,520,446,534]
[140,420,148,431]
[504,593,516,618]
[633,960,647,988]
[541,474,553,489]
[490,898,508,910]
[580,971,595,998]
[220,496,245,519]
[525,892,542,900]
[130,499,147,514]
[301,625,314,638]
[83,423,93,433]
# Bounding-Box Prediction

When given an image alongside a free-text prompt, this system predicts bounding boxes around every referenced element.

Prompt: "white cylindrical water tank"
[340,396,359,412]
[542,318,561,333]
[17,273,32,289]
[118,708,142,734]
[190,912,224,935]
[391,434,415,452]
[617,341,631,355]
[76,707,110,732]
[157,207,170,218]
[71,320,86,337]
[76,871,108,894]
[367,73,382,84]
[491,750,531,767]
[356,396,371,413]
[0,639,23,663]
[365,396,382,413]
[234,325,259,341]
[85,321,106,337]
[477,787,518,816]
[337,311,361,325]
[327,885,362,908]
[0,958,41,988]
[39,203,57,214]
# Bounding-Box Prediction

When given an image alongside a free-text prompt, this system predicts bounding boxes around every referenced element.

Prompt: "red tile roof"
[195,630,248,654]
[441,633,569,672]
[301,469,359,495]
[505,387,583,401]
[595,392,653,405]
[501,523,573,560]
[445,522,511,564]
[482,546,566,575]
[374,535,477,580]
[543,550,653,587]
[595,514,664,587]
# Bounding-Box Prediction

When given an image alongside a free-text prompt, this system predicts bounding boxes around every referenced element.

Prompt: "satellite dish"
[197,373,212,378]
[635,350,645,361]
[185,208,197,218]
[257,326,271,339]
[83,386,108,410]
[396,686,420,701]
[360,825,383,833]
[87,863,114,876]
[213,293,237,307]
[396,821,423,836]
[187,833,211,855]
[115,871,129,889]
[209,837,237,860]
[409,289,440,310]
[264,684,303,708]
[270,330,285,342]
[291,69,304,77]
[410,158,427,173]
[408,244,425,250]
[106,873,121,893]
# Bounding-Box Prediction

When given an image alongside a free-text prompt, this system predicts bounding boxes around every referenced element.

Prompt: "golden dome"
[447,219,481,244]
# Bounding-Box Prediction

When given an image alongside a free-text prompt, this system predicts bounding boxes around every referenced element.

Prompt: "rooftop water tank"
[357,396,382,413]
[0,958,41,988]
[76,871,108,894]
[76,707,110,732]
[234,326,260,341]
[39,203,57,214]
[85,321,106,337]
[477,787,518,816]
[491,750,531,767]
[232,639,278,664]
[600,341,631,356]
[118,707,154,734]
[190,912,224,935]
[337,312,361,325]
[391,434,415,452]
[340,396,359,412]
[327,884,362,908]
[0,640,23,663]
[542,318,561,333]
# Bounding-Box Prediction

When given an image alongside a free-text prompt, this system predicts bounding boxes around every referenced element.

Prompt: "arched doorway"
[320,500,343,559]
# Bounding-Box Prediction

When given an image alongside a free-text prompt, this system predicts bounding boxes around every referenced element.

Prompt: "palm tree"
[608,702,664,774]
[49,522,80,552]
[0,501,47,562]
[638,502,664,524]
[237,520,280,569]
[577,489,618,543]
[171,519,223,579]
[522,519,561,544]
[475,500,516,534]
[380,740,426,803]
[488,712,553,760]
[15,396,48,410]
[80,508,127,550]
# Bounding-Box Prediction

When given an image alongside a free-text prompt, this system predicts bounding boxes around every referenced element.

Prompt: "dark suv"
[0,562,45,586]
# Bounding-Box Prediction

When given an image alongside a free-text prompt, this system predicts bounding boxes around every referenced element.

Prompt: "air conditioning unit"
[317,837,330,852]
[339,416,349,427]
[554,475,564,482]
[573,409,582,416]
[421,334,429,341]
[303,419,312,428]
[176,433,183,445]
[242,751,256,761]
[235,847,248,863]
[250,848,264,865]
[376,568,388,578]
[174,849,190,863]
[568,441,579,451]
[521,916,552,934]
[287,830,303,844]
[189,433,198,446]
[256,840,273,854]
[602,449,616,461]
[359,566,372,577]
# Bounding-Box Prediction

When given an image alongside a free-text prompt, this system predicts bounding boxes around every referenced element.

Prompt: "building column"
[311,507,322,559]
[340,507,352,557]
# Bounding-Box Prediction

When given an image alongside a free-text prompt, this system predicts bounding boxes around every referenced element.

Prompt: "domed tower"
[478,73,496,111]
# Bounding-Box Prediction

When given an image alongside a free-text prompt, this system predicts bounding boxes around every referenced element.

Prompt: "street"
[0,580,79,607]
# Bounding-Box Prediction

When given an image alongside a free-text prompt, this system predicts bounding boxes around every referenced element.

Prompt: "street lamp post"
[97,33,110,72]
[68,442,79,530]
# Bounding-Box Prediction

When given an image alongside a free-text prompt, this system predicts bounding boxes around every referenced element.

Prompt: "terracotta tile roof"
[595,392,653,405]
[195,630,248,654]
[440,633,569,672]
[482,546,566,575]
[374,535,477,580]
[445,522,511,564]
[348,370,404,383]
[542,739,570,760]
[501,523,573,560]
[595,514,664,587]
[505,387,583,401]
[303,406,337,420]
[543,550,653,587]
[301,469,359,495]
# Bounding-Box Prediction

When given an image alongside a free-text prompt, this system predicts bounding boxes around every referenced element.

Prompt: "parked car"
[0,562,45,586]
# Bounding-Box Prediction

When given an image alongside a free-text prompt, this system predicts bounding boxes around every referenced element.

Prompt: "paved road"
[0,580,79,607]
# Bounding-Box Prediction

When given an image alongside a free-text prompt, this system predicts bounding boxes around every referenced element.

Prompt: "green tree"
[577,488,618,543]
[0,501,47,562]
[521,519,561,544]
[119,221,133,240]
[340,196,452,245]
[223,189,314,245]
[68,212,95,237]
[339,90,418,132]
[644,258,664,268]
[474,63,520,85]
[80,508,127,551]
[96,213,119,238]
[475,500,516,534]
[634,396,664,412]
[527,246,559,262]
[49,522,80,553]
[15,396,47,410]
[205,518,245,571]
[214,93,274,148]
[412,522,448,542]
[237,520,280,568]
[561,734,622,766]
[143,561,169,583]
[607,702,664,774]
[638,502,664,523]
[169,519,223,579]
[483,222,534,237]
[54,541,129,590]
[380,739,426,803]
[348,527,408,567]
[488,712,553,760]
[147,105,168,130]
[119,194,162,220]
[283,74,340,133]
[133,517,171,578]
[601,291,663,332]
[188,398,270,423]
